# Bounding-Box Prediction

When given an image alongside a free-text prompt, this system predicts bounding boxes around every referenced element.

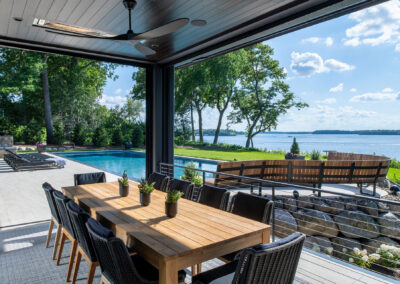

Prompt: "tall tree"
[229,43,307,148]
[207,50,245,144]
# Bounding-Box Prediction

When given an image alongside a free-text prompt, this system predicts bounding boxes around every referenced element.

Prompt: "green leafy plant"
[290,137,300,154]
[181,162,203,186]
[310,150,321,160]
[376,244,400,268]
[165,188,184,203]
[138,179,155,194]
[347,247,379,268]
[93,127,110,147]
[118,170,129,187]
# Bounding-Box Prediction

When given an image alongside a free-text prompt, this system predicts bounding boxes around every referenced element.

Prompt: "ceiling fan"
[32,0,191,56]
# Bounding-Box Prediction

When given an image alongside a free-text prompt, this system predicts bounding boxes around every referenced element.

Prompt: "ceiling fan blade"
[131,42,156,56]
[33,18,116,39]
[132,18,189,40]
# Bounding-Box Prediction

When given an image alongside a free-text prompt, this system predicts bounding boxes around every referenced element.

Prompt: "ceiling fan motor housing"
[123,0,137,10]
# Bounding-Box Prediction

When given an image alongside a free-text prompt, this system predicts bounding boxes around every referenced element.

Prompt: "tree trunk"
[245,134,252,148]
[41,54,53,143]
[196,107,204,142]
[190,103,195,141]
[213,110,224,145]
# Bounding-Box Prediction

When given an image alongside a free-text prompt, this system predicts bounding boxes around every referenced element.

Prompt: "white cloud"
[325,37,334,46]
[125,89,131,95]
[329,83,344,93]
[382,87,394,93]
[99,94,126,108]
[302,36,334,46]
[315,98,336,104]
[350,91,400,102]
[343,1,400,50]
[350,88,357,92]
[290,52,355,76]
[114,88,122,95]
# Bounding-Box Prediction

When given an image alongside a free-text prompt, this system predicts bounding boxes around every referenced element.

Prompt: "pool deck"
[0,154,396,284]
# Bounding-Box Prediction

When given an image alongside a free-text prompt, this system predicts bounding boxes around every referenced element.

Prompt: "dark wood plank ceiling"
[0,0,386,67]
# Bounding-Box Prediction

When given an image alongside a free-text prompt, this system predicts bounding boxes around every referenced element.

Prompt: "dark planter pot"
[37,145,46,153]
[371,263,400,279]
[165,202,178,218]
[140,192,151,206]
[119,185,129,197]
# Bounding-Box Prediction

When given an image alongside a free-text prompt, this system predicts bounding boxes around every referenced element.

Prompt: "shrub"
[181,162,203,186]
[112,128,123,145]
[132,123,145,147]
[22,119,46,144]
[93,127,109,147]
[290,137,300,154]
[72,123,88,146]
[12,125,26,142]
[310,150,321,160]
[390,158,400,169]
[0,117,12,134]
[52,122,66,145]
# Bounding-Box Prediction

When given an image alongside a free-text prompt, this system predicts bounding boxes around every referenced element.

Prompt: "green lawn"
[387,168,400,183]
[174,147,285,161]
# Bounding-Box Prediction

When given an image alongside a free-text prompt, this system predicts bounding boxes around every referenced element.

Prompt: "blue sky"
[102,0,400,131]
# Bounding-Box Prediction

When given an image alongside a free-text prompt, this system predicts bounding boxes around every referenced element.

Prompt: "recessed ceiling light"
[191,20,207,27]
[13,17,23,22]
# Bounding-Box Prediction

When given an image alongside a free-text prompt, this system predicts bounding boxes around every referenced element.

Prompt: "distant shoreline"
[198,129,400,136]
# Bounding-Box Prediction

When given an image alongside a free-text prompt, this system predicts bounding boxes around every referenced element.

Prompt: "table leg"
[159,260,178,284]
[262,230,270,244]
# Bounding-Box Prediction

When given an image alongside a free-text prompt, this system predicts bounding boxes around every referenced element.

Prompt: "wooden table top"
[62,181,270,263]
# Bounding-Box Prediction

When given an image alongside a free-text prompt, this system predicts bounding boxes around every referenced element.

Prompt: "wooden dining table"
[62,181,271,284]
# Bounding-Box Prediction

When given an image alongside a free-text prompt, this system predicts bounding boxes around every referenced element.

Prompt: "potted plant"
[165,188,184,218]
[36,141,47,153]
[118,170,129,197]
[138,179,155,206]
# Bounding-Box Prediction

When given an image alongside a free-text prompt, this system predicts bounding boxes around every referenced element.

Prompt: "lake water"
[199,134,400,160]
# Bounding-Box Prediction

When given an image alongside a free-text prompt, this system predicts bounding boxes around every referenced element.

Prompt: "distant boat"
[288,135,293,138]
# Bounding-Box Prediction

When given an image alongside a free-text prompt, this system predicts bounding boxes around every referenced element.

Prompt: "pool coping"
[52,150,219,182]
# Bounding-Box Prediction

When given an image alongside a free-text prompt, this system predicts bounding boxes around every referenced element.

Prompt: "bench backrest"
[214,154,390,186]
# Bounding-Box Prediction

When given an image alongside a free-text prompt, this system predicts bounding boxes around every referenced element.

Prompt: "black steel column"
[145,65,175,177]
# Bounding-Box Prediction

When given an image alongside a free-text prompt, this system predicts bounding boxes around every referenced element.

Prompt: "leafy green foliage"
[52,121,66,145]
[92,127,109,147]
[181,162,203,186]
[138,179,155,194]
[310,150,321,160]
[22,119,46,144]
[118,170,129,186]
[132,123,145,147]
[165,188,184,203]
[72,123,88,146]
[290,138,300,154]
[390,158,400,169]
[112,128,123,145]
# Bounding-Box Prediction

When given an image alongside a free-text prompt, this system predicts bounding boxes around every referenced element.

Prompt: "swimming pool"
[56,150,218,181]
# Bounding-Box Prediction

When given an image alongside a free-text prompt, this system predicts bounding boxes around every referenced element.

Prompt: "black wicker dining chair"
[196,184,230,210]
[42,182,63,260]
[86,218,187,284]
[147,172,170,192]
[193,232,305,284]
[168,178,195,200]
[220,192,274,262]
[53,191,78,282]
[74,172,106,186]
[66,200,98,284]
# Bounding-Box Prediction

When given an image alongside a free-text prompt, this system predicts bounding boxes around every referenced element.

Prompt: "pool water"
[57,150,217,181]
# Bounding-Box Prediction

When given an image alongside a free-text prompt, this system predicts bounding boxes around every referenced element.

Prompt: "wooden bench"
[207,152,391,196]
